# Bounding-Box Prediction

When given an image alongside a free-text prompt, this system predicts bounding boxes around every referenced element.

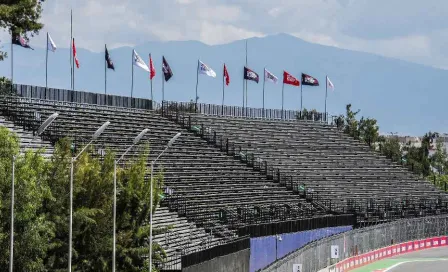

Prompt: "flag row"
[12,33,335,91]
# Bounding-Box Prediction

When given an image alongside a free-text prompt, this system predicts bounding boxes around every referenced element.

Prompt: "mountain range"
[0,33,446,135]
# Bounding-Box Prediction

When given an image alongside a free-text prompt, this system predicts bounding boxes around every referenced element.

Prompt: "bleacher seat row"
[0,96,333,270]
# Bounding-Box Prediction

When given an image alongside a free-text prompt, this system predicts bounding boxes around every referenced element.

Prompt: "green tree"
[430,139,447,174]
[380,137,402,162]
[116,149,166,271]
[344,104,360,138]
[0,0,45,60]
[0,127,54,271]
[358,117,379,147]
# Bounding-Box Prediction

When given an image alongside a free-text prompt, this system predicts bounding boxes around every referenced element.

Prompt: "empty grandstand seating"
[0,96,334,269]
[0,114,54,156]
[162,101,448,220]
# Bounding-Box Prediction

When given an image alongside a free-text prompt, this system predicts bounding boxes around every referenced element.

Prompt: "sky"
[1,0,447,69]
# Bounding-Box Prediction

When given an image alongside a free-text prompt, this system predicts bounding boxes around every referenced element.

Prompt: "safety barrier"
[331,236,448,272]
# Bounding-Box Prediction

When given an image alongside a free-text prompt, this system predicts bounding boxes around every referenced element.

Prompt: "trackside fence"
[261,215,448,272]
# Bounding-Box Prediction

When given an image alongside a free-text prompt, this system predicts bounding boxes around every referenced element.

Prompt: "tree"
[380,137,402,162]
[430,139,447,174]
[344,104,360,138]
[358,117,379,147]
[0,127,55,271]
[0,0,45,60]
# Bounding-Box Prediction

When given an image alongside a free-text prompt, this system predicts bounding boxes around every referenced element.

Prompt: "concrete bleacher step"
[0,115,54,157]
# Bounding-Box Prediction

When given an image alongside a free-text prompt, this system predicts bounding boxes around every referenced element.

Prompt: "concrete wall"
[250,226,352,272]
[182,248,250,272]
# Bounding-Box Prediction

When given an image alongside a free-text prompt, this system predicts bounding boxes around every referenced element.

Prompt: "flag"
[12,34,33,50]
[264,69,278,83]
[162,56,173,82]
[283,71,300,86]
[301,73,319,86]
[105,46,114,70]
[198,60,216,77]
[327,76,334,90]
[73,38,79,68]
[223,64,230,86]
[244,66,259,83]
[133,50,149,72]
[149,55,156,80]
[47,33,57,52]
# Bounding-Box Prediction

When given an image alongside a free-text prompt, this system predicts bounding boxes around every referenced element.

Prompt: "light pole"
[69,121,110,272]
[113,128,149,272]
[149,132,181,271]
[10,112,59,272]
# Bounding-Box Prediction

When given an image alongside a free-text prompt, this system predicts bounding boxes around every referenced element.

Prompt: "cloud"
[3,0,448,69]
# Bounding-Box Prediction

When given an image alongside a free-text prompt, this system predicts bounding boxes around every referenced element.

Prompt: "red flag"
[283,71,300,86]
[149,55,156,80]
[72,38,79,68]
[223,64,230,86]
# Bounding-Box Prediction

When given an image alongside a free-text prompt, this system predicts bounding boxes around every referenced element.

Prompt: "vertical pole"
[242,73,245,110]
[68,158,74,272]
[72,38,75,91]
[300,84,303,112]
[105,44,107,95]
[46,33,49,90]
[262,68,266,118]
[325,75,328,120]
[149,162,154,272]
[150,54,153,101]
[282,82,285,120]
[222,64,225,111]
[70,9,73,90]
[162,57,165,101]
[195,59,199,110]
[131,50,134,98]
[245,40,248,110]
[10,35,13,93]
[112,160,117,272]
[162,67,165,101]
[9,156,15,272]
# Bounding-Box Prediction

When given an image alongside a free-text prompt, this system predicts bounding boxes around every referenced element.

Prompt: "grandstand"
[1,85,447,271]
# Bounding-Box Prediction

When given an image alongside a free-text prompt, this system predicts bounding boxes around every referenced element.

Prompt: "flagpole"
[131,50,134,98]
[262,68,266,118]
[150,54,153,101]
[300,83,303,112]
[72,38,75,91]
[70,9,73,90]
[245,40,248,111]
[46,33,49,90]
[325,76,328,121]
[282,82,285,120]
[105,44,107,95]
[222,64,225,111]
[10,34,13,93]
[195,59,199,111]
[162,59,165,101]
[242,72,245,111]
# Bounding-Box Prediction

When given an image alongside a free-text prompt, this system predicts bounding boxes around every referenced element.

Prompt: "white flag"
[264,68,278,83]
[327,76,334,90]
[133,49,150,72]
[198,60,216,77]
[47,33,57,52]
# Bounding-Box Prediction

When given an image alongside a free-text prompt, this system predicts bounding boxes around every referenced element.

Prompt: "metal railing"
[1,83,154,110]
[262,214,448,272]
[160,100,328,122]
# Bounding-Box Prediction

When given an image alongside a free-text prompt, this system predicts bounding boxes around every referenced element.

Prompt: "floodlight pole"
[9,112,58,272]
[113,129,149,272]
[149,133,181,271]
[69,121,110,272]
